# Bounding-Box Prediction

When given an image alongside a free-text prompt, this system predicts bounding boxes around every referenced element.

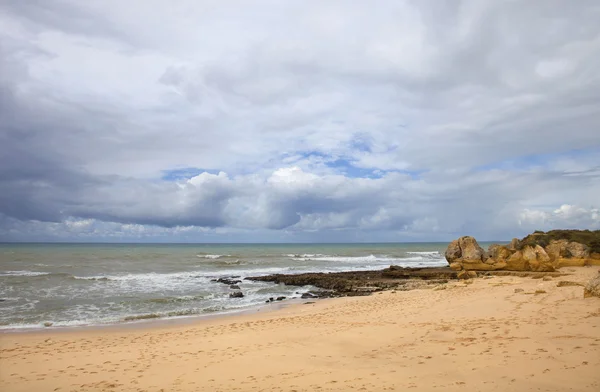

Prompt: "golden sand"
[1,267,599,392]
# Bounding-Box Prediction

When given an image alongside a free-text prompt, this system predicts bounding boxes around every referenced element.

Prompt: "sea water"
[0,242,468,330]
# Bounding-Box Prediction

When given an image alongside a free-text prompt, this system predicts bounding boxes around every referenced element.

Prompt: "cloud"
[0,0,599,241]
[519,205,600,231]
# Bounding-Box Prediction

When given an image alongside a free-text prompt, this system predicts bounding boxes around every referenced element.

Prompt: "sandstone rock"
[444,240,462,263]
[457,270,477,280]
[556,281,583,287]
[566,242,590,258]
[449,262,462,271]
[447,236,559,272]
[445,236,506,271]
[508,245,553,272]
[545,239,569,261]
[458,236,485,263]
[544,240,590,267]
[229,291,244,298]
[487,244,512,262]
[506,250,527,271]
[584,273,600,298]
[522,245,553,272]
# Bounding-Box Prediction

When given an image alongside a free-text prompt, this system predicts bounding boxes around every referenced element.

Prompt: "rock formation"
[445,230,600,272]
[445,236,507,271]
[247,267,456,296]
[584,272,600,298]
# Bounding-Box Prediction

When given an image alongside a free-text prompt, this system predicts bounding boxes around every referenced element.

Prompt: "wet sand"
[1,267,599,392]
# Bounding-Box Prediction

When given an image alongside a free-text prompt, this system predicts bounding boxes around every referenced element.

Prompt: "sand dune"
[1,267,599,392]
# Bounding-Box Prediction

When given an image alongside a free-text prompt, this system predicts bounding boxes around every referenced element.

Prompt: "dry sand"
[1,267,599,392]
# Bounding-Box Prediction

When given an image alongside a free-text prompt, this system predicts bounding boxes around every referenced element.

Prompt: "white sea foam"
[405,251,442,256]
[197,254,231,259]
[0,271,50,277]
[286,253,326,258]
[291,254,387,262]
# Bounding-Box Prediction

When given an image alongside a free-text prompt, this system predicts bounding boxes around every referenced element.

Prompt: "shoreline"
[0,264,584,334]
[0,264,455,333]
[1,266,599,391]
[0,296,316,335]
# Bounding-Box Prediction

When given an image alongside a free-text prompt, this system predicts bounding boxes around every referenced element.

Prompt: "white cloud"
[0,1,599,241]
[519,205,600,231]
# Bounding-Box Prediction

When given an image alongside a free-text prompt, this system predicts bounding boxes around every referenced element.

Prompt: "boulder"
[458,236,485,262]
[566,242,590,258]
[457,270,477,280]
[229,291,244,298]
[506,250,527,270]
[508,238,519,250]
[543,240,593,267]
[445,240,462,264]
[216,278,242,285]
[522,245,553,272]
[446,237,554,272]
[545,239,569,261]
[444,236,505,271]
[487,244,512,262]
[584,273,600,298]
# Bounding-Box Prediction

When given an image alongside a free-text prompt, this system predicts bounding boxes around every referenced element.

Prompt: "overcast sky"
[1,0,599,243]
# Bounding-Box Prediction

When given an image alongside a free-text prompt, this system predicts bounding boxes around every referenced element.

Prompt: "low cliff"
[446,230,600,272]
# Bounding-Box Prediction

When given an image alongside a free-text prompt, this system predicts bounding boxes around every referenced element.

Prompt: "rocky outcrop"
[445,231,600,272]
[247,267,457,296]
[584,273,600,298]
[445,236,506,271]
[446,237,554,272]
[545,240,591,266]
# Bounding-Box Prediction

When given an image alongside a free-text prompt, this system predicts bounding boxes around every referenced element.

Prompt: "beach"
[1,266,599,392]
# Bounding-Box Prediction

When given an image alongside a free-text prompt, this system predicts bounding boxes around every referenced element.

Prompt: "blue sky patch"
[161,167,219,181]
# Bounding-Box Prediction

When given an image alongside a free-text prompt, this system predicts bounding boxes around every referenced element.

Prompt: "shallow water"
[0,242,470,329]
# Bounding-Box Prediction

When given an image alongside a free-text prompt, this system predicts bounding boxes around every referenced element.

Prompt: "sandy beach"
[1,267,599,392]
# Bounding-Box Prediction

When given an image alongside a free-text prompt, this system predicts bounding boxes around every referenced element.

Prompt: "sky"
[0,0,599,243]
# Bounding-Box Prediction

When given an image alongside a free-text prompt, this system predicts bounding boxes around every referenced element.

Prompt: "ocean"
[0,242,466,330]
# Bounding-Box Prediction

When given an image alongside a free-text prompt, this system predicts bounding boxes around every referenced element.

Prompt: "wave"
[405,251,442,256]
[291,254,390,263]
[286,253,326,258]
[140,294,212,305]
[0,271,50,277]
[196,254,232,259]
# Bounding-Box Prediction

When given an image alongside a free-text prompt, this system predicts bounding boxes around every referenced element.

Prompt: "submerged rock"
[229,291,244,298]
[216,278,242,285]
